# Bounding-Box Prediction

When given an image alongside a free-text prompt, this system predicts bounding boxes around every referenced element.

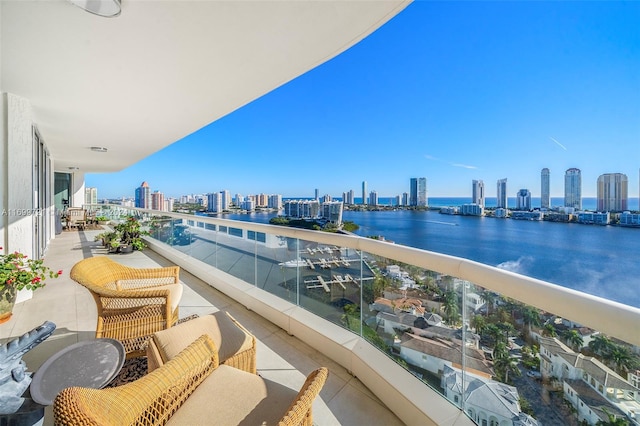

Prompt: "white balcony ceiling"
[1,0,410,172]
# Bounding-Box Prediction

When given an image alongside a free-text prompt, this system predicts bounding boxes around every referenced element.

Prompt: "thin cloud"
[451,163,478,170]
[550,137,567,151]
[425,154,478,170]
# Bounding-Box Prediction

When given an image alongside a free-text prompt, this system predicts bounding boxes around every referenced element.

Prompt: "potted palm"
[0,248,62,323]
[111,216,149,254]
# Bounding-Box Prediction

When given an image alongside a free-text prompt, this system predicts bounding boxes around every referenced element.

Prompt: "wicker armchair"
[53,335,217,425]
[70,256,182,358]
[146,312,257,374]
[53,335,329,426]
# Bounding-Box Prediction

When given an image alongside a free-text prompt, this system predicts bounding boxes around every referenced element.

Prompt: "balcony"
[4,207,639,425]
[1,227,415,425]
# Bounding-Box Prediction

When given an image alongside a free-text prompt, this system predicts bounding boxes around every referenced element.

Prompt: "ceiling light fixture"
[69,0,121,18]
[90,146,108,152]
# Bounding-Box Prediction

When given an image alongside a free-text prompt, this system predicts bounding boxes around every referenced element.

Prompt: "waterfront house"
[539,337,640,425]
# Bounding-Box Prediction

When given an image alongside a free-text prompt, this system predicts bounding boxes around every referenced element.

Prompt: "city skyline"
[86,2,640,200]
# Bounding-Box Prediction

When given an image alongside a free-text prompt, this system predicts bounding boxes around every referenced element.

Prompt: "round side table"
[30,338,125,406]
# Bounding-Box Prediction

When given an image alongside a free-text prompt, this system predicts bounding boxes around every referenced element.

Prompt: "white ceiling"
[1,0,410,173]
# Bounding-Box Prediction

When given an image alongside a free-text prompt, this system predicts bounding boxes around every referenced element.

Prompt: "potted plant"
[111,216,149,254]
[95,216,110,225]
[0,248,62,324]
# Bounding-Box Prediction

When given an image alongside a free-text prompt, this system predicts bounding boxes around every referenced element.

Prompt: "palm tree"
[497,321,516,341]
[442,290,460,324]
[609,345,633,375]
[543,323,557,337]
[492,340,509,361]
[589,334,614,358]
[521,305,541,337]
[471,314,487,335]
[481,290,498,316]
[562,329,584,351]
[494,355,521,384]
[596,408,628,426]
[484,323,505,345]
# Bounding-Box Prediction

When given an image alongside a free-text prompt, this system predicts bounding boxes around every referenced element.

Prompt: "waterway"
[212,209,640,308]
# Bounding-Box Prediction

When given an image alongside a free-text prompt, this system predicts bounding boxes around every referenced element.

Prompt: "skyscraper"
[134,181,150,208]
[472,180,485,208]
[314,188,319,200]
[369,190,378,206]
[564,168,582,210]
[597,173,628,212]
[207,192,223,213]
[516,189,531,210]
[496,178,508,209]
[541,168,550,209]
[410,177,428,207]
[362,181,367,205]
[151,190,165,211]
[84,187,97,205]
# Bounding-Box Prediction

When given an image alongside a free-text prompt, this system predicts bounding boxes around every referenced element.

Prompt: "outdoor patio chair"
[54,335,329,426]
[65,208,86,230]
[146,311,257,374]
[70,256,182,358]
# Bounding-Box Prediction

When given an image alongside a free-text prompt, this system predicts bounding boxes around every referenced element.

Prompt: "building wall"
[6,93,35,256]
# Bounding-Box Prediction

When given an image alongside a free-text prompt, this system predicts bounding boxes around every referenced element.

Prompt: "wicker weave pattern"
[53,335,219,426]
[279,367,328,426]
[70,256,181,358]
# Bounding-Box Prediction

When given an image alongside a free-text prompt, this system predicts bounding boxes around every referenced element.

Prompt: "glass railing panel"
[456,283,640,425]
[90,205,640,425]
[293,241,364,326]
[361,254,466,401]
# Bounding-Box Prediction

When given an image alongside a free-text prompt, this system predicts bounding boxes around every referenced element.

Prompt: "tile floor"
[0,228,404,426]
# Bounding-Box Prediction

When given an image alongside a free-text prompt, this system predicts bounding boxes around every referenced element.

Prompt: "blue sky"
[87,1,640,200]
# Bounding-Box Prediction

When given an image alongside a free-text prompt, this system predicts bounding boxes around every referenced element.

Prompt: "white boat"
[279,258,307,268]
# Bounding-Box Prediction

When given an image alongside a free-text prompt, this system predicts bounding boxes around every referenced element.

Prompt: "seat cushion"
[166,365,298,426]
[149,312,253,369]
[102,283,183,312]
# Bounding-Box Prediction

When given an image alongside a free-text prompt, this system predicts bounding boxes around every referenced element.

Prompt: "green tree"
[494,355,521,384]
[521,305,541,336]
[543,323,557,337]
[610,345,633,375]
[470,314,487,335]
[562,329,584,351]
[442,290,460,324]
[589,334,614,358]
[492,340,509,361]
[596,408,629,426]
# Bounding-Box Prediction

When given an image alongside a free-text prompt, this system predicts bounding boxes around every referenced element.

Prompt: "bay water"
[215,202,640,308]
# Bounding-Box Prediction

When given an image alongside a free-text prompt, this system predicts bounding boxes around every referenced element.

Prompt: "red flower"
[57,270,63,275]
[31,277,41,283]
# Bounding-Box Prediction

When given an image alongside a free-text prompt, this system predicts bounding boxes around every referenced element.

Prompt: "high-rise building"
[165,198,175,212]
[369,190,378,206]
[207,192,223,213]
[268,194,282,209]
[410,177,428,207]
[564,168,582,210]
[362,181,367,205]
[541,168,550,209]
[135,181,151,208]
[516,189,531,211]
[84,187,97,205]
[402,192,409,206]
[151,190,165,211]
[314,188,319,200]
[597,173,628,212]
[221,190,231,210]
[472,180,484,208]
[496,178,508,209]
